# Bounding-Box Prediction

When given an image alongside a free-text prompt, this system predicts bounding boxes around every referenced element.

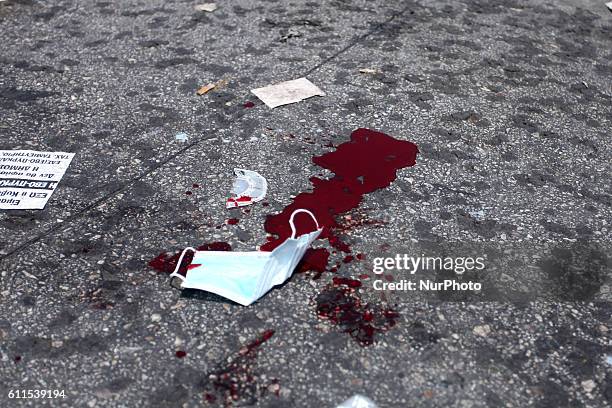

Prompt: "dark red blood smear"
[332,276,361,288]
[358,274,370,280]
[356,253,365,260]
[205,330,277,406]
[187,264,202,270]
[14,355,21,363]
[316,278,399,346]
[227,218,239,225]
[261,128,418,254]
[343,255,354,264]
[148,242,232,276]
[243,101,255,108]
[193,183,200,188]
[186,191,192,195]
[297,248,330,276]
[240,329,275,356]
[176,350,187,358]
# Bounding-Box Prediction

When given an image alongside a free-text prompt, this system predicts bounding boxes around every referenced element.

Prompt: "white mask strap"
[169,247,196,281]
[289,209,320,239]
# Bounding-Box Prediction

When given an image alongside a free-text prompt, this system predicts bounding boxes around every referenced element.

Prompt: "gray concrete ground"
[0,0,611,407]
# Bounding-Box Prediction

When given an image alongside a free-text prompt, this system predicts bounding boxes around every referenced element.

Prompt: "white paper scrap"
[607,2,612,11]
[251,77,325,109]
[336,394,378,408]
[194,3,217,12]
[0,150,75,210]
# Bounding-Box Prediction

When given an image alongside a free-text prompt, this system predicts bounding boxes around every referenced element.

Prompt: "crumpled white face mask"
[226,168,267,208]
[170,209,322,306]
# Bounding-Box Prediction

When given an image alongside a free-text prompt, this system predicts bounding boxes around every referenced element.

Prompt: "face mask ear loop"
[289,209,320,239]
[169,247,196,281]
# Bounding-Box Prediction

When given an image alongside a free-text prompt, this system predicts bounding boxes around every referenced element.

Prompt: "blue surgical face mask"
[170,209,322,306]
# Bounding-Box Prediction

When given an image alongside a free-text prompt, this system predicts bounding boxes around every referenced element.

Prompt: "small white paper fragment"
[359,68,380,74]
[175,132,188,142]
[194,3,217,12]
[0,150,75,210]
[336,394,378,408]
[251,77,325,108]
[607,2,612,11]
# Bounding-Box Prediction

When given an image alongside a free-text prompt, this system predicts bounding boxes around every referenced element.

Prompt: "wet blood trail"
[204,330,277,406]
[261,128,418,252]
[260,128,416,344]
[148,242,232,276]
[316,278,400,346]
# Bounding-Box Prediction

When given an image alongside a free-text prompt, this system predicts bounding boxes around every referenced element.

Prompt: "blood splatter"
[193,183,200,188]
[342,255,354,264]
[332,276,362,288]
[14,355,21,363]
[176,350,187,358]
[316,278,399,346]
[227,218,239,225]
[243,101,255,108]
[239,329,275,355]
[337,211,386,234]
[261,128,418,253]
[204,330,277,406]
[148,242,232,276]
[185,191,193,195]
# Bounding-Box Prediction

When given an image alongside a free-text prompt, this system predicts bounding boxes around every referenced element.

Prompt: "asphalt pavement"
[0,0,611,407]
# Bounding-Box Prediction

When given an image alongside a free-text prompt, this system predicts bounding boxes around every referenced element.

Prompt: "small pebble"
[473,324,491,337]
